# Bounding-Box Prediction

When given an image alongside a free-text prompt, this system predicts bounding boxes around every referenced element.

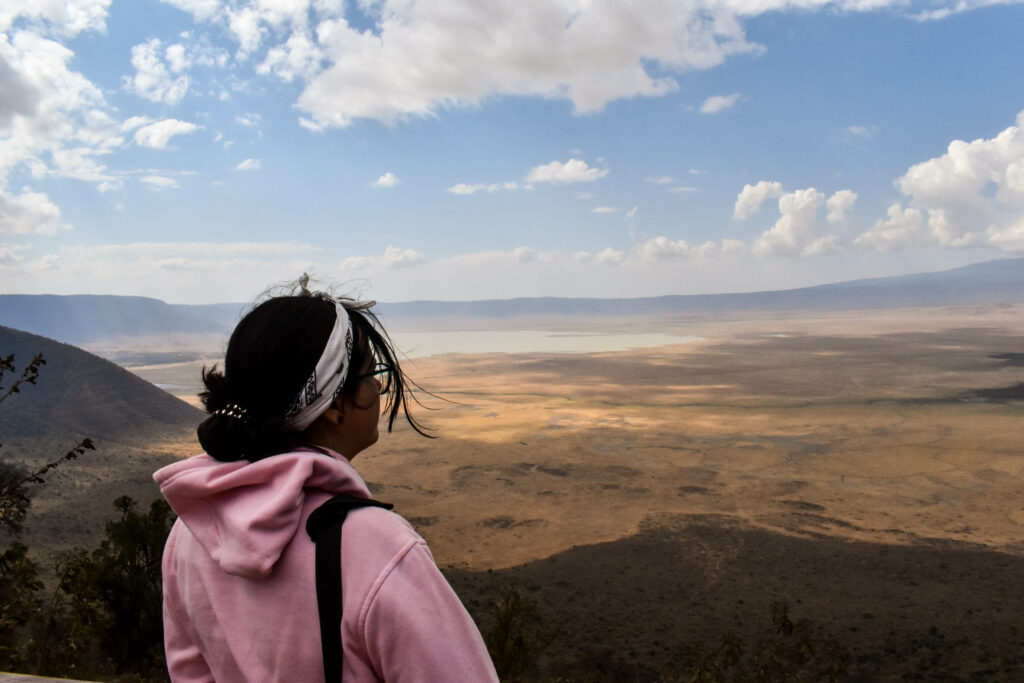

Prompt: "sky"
[1,0,1023,304]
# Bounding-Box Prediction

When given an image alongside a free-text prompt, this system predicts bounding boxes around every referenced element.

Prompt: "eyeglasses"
[355,363,392,395]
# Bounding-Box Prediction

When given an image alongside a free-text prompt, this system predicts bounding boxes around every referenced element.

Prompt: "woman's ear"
[322,395,345,424]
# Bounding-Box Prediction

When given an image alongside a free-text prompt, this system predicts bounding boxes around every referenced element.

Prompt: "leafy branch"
[0,439,95,534]
[0,353,46,409]
[1,352,95,533]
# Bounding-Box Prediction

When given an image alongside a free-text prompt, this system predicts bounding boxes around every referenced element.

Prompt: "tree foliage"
[482,582,548,681]
[0,352,173,681]
[24,497,174,681]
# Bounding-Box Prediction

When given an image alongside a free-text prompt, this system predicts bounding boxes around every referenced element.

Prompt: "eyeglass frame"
[353,362,392,394]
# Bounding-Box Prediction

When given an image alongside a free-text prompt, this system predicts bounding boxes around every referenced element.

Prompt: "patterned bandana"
[283,301,353,431]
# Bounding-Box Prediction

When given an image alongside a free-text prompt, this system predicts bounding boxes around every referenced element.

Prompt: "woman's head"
[197,286,427,462]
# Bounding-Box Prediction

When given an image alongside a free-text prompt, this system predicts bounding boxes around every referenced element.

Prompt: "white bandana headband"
[283,301,354,431]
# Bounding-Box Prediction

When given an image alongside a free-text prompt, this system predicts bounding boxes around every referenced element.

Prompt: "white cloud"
[169,34,230,71]
[342,245,426,270]
[0,240,324,302]
[346,241,803,299]
[447,183,483,195]
[594,247,626,265]
[0,29,121,191]
[700,93,741,114]
[161,0,342,61]
[591,206,617,214]
[65,241,313,258]
[0,52,40,128]
[157,257,192,270]
[294,1,759,127]
[141,175,179,189]
[733,181,784,220]
[635,236,691,260]
[121,115,153,131]
[513,246,537,263]
[258,31,324,82]
[889,108,1024,249]
[133,119,200,149]
[752,187,841,257]
[577,236,749,265]
[691,241,720,259]
[0,0,111,38]
[826,189,858,224]
[0,188,68,234]
[527,159,608,184]
[143,0,1014,133]
[721,238,746,255]
[124,38,190,104]
[235,113,261,127]
[49,146,117,184]
[670,186,698,193]
[165,42,189,72]
[987,216,1024,252]
[0,244,26,264]
[227,6,266,58]
[645,176,675,184]
[234,158,262,171]
[453,159,605,194]
[370,172,399,189]
[910,0,1024,21]
[382,245,425,266]
[844,124,877,139]
[447,181,517,195]
[298,117,323,132]
[855,203,927,251]
[158,0,222,22]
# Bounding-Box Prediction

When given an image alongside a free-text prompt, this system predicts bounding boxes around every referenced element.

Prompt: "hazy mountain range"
[0,296,245,345]
[1,258,1021,346]
[383,257,1024,319]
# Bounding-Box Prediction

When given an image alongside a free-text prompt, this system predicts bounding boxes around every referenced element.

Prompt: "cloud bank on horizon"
[0,0,1022,303]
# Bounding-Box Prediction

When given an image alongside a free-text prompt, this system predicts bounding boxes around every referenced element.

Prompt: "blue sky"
[1,0,1023,304]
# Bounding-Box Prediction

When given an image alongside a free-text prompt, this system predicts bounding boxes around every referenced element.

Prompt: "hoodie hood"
[155,449,369,579]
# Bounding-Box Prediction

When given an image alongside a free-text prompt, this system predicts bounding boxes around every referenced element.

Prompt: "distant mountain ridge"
[380,257,1024,318]
[0,294,244,345]
[1,258,1022,344]
[0,325,203,444]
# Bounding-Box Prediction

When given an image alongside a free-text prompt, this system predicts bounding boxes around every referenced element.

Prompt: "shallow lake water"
[390,330,700,358]
[126,329,700,406]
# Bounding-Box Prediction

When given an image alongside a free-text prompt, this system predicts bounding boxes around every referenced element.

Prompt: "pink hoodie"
[155,449,498,682]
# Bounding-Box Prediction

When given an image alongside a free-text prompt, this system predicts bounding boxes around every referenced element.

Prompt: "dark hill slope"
[446,516,1024,679]
[0,325,203,444]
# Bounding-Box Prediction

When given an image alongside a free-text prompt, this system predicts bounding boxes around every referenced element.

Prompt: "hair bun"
[198,365,253,461]
[197,412,252,462]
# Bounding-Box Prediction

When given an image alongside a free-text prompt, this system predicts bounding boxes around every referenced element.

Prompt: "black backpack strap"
[306,493,393,683]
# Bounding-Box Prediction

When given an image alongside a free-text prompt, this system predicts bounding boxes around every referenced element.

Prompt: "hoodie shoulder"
[155,450,373,578]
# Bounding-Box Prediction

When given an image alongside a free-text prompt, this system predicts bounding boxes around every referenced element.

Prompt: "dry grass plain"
[360,305,1024,570]
[358,304,1024,679]
[117,303,1024,678]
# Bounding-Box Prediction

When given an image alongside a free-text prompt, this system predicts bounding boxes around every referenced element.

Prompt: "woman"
[154,285,498,682]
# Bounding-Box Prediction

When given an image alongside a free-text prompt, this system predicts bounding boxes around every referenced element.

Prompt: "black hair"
[197,291,430,462]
